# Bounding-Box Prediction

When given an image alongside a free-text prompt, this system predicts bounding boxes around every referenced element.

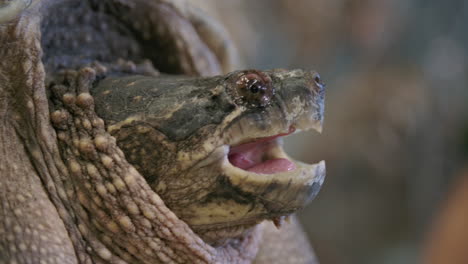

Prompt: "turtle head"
[92,69,325,243]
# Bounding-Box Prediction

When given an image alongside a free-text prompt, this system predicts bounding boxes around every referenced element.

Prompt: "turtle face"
[92,69,325,242]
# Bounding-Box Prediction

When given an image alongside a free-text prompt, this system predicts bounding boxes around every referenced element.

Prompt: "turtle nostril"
[313,73,322,85]
[314,75,321,84]
[311,72,325,92]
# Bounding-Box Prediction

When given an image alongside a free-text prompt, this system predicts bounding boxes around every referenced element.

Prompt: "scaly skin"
[0,0,323,263]
[0,20,261,264]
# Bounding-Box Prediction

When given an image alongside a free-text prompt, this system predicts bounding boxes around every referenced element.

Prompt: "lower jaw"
[191,210,294,245]
[186,138,325,244]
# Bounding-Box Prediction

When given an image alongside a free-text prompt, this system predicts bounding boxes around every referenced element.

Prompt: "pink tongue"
[247,158,296,174]
[228,150,296,174]
[228,127,297,174]
[228,153,256,170]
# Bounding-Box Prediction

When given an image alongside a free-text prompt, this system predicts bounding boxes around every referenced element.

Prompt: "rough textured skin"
[39,0,224,76]
[0,10,81,264]
[0,0,321,263]
[46,66,263,263]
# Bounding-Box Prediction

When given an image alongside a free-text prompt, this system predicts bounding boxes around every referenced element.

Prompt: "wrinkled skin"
[0,0,324,263]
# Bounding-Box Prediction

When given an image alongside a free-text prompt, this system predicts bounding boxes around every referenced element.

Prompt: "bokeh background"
[192,1,468,263]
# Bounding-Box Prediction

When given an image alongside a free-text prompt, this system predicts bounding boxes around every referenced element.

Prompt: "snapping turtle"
[0,0,325,263]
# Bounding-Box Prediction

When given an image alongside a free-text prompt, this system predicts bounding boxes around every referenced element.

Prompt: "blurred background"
[192,1,468,263]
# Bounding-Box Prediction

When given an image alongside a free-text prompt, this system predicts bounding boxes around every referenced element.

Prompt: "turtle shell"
[1,0,237,76]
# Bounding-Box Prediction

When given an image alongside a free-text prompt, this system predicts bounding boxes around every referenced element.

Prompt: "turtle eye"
[235,72,274,107]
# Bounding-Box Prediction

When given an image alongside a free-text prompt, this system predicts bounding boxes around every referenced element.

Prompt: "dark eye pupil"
[250,83,260,93]
[234,72,274,108]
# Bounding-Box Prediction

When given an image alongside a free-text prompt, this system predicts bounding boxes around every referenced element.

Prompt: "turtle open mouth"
[195,123,324,242]
[216,115,325,226]
[228,127,297,174]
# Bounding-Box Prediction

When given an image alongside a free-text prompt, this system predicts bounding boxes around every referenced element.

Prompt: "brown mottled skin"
[0,0,323,263]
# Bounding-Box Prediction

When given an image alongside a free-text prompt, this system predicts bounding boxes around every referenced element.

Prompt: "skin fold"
[0,0,324,263]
